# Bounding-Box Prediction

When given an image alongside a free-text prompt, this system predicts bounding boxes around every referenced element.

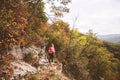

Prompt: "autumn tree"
[0,0,28,54]
[45,20,70,52]
[0,0,71,53]
[46,0,71,17]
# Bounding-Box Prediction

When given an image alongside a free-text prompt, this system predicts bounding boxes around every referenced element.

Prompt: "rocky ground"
[0,45,71,80]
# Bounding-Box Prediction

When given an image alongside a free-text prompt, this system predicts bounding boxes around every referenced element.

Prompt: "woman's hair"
[51,43,54,47]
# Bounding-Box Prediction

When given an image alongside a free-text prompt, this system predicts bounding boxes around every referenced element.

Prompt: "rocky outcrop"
[11,60,37,77]
[6,45,70,80]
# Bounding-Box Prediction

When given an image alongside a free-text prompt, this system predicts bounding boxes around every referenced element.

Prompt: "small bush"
[23,51,34,63]
[29,74,39,80]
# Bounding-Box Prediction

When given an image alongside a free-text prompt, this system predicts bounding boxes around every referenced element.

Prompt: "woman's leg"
[51,54,54,62]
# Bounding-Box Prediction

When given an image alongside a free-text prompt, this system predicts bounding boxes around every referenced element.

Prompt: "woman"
[48,43,55,63]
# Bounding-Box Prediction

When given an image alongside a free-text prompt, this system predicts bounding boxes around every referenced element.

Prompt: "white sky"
[62,0,120,35]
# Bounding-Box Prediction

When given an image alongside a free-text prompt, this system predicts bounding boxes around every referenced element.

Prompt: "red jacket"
[49,46,55,54]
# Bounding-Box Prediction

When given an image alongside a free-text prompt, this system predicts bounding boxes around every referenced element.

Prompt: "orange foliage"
[0,54,15,78]
[0,0,28,53]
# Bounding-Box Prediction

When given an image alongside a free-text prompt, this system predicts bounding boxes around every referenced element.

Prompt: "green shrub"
[30,74,38,80]
[23,51,34,63]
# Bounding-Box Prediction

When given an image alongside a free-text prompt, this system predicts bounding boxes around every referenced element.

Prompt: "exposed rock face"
[7,45,70,80]
[8,45,42,59]
[11,60,37,77]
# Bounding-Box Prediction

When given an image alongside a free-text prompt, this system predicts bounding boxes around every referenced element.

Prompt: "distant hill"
[97,34,120,44]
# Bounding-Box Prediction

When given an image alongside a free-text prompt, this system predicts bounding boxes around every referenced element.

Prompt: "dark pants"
[49,53,54,63]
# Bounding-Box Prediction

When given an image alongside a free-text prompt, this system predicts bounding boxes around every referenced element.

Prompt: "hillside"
[103,41,120,59]
[0,30,120,80]
[97,34,120,44]
[0,45,71,80]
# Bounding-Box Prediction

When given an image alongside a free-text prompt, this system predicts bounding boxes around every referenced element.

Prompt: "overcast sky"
[62,0,120,35]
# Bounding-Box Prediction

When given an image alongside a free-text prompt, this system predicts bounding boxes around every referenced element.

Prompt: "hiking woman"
[48,43,55,63]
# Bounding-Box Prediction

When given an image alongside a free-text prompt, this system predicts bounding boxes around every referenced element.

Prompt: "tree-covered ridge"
[23,25,120,80]
[43,21,120,80]
[0,0,120,80]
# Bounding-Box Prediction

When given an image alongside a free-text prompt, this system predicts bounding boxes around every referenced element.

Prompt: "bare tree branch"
[28,0,41,22]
